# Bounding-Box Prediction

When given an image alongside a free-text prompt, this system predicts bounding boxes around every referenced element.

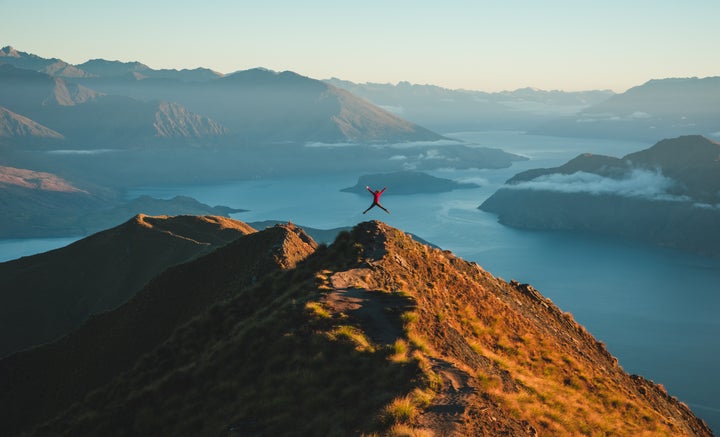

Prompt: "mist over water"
[2,131,718,430]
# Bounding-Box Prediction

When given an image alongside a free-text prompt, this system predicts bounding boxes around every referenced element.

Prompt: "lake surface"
[2,131,718,431]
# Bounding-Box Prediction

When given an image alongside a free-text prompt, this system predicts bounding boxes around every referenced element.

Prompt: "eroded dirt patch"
[323,269,415,345]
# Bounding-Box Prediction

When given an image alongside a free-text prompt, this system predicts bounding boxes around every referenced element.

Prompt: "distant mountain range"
[531,77,720,140]
[481,135,720,255]
[325,78,615,132]
[3,45,718,145]
[326,76,720,142]
[0,219,712,435]
[0,46,443,146]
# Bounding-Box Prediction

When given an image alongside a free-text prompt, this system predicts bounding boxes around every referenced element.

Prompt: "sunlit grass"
[390,339,410,362]
[382,395,418,424]
[386,424,435,437]
[329,325,375,352]
[305,301,330,319]
[368,226,692,436]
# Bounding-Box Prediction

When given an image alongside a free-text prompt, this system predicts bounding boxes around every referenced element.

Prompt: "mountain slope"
[0,164,106,238]
[2,52,445,145]
[0,214,255,358]
[506,135,720,202]
[531,77,720,140]
[77,58,222,82]
[0,63,229,146]
[329,85,442,142]
[0,63,101,116]
[1,220,711,436]
[0,164,83,192]
[0,221,316,436]
[152,100,229,138]
[1,46,93,78]
[325,78,614,132]
[623,135,720,202]
[153,68,448,143]
[0,106,64,140]
[481,135,720,255]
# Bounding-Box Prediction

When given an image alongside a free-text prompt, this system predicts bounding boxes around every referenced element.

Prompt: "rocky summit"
[0,219,713,436]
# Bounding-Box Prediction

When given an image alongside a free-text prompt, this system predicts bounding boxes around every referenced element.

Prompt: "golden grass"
[390,339,410,362]
[329,325,375,352]
[368,225,694,436]
[305,301,331,319]
[382,395,418,424]
[410,387,435,409]
[386,424,435,437]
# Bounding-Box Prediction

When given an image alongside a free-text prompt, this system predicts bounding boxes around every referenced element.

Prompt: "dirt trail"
[417,358,477,436]
[322,269,415,345]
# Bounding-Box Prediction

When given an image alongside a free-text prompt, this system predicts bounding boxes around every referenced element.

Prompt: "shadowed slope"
[0,214,255,357]
[0,222,317,435]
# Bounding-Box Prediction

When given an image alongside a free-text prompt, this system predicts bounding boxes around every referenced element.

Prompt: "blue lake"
[2,131,718,431]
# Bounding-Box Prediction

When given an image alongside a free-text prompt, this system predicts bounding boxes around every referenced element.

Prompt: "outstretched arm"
[379,187,386,194]
[366,186,374,194]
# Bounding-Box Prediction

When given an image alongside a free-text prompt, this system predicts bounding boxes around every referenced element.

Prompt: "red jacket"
[367,187,386,202]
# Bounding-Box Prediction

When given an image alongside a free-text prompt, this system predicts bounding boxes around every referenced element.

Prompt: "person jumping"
[363,186,390,214]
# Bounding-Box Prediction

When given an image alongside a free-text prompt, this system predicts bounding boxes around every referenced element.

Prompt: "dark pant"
[363,202,389,214]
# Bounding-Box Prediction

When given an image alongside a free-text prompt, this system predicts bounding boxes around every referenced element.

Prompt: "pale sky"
[2,0,719,92]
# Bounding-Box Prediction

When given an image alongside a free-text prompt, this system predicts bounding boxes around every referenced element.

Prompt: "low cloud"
[387,139,462,148]
[47,149,118,155]
[507,169,690,201]
[575,111,653,123]
[456,176,489,186]
[693,202,720,210]
[304,141,357,148]
[378,104,405,114]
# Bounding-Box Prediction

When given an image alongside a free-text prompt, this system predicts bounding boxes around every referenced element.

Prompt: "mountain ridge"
[0,214,255,358]
[0,218,712,435]
[324,77,615,132]
[0,107,64,141]
[0,220,317,436]
[530,77,720,140]
[0,47,445,145]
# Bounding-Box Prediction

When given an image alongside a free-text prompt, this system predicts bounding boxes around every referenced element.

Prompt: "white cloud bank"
[507,169,690,202]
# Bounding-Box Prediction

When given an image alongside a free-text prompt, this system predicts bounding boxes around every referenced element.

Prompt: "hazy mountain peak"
[627,134,720,165]
[222,67,311,85]
[45,77,103,106]
[0,48,448,145]
[0,106,65,140]
[152,101,230,139]
[0,45,21,57]
[77,58,152,77]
